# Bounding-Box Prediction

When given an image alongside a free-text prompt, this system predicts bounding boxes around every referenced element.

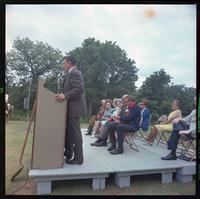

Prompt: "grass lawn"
[5,121,196,195]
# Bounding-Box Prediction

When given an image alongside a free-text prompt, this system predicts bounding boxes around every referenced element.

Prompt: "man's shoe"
[107,146,116,151]
[110,148,123,154]
[177,154,194,161]
[64,152,73,160]
[161,154,177,160]
[92,140,107,146]
[90,139,101,146]
[85,132,92,135]
[65,158,77,164]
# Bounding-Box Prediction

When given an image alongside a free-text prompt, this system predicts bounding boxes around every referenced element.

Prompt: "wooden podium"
[31,79,67,169]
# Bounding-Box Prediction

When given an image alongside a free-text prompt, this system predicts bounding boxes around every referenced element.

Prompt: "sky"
[6,4,196,88]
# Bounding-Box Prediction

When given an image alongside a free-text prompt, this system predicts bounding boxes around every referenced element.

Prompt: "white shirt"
[68,67,76,74]
[5,94,9,102]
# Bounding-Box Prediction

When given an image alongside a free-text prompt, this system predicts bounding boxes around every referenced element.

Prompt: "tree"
[137,69,196,122]
[166,84,196,116]
[6,37,64,110]
[67,37,138,115]
[137,69,171,121]
[6,37,64,85]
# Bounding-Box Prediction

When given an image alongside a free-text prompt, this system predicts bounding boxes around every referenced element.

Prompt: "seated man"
[161,96,196,160]
[90,96,128,146]
[108,96,141,154]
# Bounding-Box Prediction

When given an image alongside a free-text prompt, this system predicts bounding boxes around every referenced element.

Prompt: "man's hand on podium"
[55,93,66,102]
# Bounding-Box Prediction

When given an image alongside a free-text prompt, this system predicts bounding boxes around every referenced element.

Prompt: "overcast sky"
[6,4,196,88]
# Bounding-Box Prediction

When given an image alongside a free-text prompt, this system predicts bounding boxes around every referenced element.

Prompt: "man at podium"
[55,56,87,165]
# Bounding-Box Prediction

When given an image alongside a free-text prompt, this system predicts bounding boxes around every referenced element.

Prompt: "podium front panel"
[31,79,67,169]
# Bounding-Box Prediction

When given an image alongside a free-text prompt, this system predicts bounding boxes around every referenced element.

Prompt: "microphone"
[57,77,61,94]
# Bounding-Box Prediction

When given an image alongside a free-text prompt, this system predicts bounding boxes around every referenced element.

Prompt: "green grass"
[11,110,28,121]
[6,121,195,195]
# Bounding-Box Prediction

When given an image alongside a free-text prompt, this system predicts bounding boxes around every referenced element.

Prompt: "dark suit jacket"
[120,105,141,131]
[63,68,87,118]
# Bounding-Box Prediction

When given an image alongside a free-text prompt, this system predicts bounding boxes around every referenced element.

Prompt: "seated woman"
[142,99,182,146]
[161,96,196,160]
[91,100,113,137]
[102,99,123,140]
[90,96,129,146]
[139,99,151,132]
[85,99,106,135]
[100,98,121,129]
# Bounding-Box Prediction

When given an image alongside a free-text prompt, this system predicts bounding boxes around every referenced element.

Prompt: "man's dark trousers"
[116,124,138,150]
[99,121,117,141]
[65,117,83,163]
[167,122,190,152]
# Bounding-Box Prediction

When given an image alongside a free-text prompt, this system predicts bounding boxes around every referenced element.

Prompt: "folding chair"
[125,132,139,152]
[177,135,188,153]
[156,131,170,145]
[177,134,196,160]
[136,128,149,139]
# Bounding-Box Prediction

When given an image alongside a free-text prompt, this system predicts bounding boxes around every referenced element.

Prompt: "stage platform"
[29,129,196,194]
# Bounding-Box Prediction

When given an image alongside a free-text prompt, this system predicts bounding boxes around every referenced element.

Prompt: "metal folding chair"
[178,134,196,158]
[136,128,149,139]
[125,132,139,152]
[156,131,170,145]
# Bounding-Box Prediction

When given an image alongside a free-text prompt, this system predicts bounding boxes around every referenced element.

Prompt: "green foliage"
[68,37,138,115]
[6,37,64,111]
[5,37,196,121]
[11,109,27,121]
[166,84,195,117]
[6,37,63,85]
[137,69,196,121]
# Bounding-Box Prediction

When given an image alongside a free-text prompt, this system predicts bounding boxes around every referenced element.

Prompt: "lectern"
[31,79,67,169]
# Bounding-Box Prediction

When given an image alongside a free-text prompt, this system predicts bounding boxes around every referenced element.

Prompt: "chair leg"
[177,135,187,153]
[179,136,196,160]
[156,132,168,145]
[128,134,139,152]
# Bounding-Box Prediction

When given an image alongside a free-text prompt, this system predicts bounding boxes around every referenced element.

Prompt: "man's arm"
[64,71,84,101]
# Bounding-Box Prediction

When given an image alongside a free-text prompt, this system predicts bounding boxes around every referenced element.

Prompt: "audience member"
[161,96,196,160]
[142,100,182,146]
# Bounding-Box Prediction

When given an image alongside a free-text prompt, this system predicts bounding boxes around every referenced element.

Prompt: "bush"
[80,116,90,123]
[11,109,27,121]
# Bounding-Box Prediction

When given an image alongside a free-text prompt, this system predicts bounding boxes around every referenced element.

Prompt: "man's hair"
[122,94,129,99]
[64,56,76,65]
[125,95,134,102]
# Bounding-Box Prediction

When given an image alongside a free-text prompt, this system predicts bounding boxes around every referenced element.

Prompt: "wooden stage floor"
[29,129,196,194]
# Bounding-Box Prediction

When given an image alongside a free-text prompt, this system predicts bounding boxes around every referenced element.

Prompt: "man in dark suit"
[108,96,141,154]
[55,56,87,165]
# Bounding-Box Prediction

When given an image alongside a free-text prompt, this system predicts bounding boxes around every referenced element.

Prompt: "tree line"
[6,37,196,122]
